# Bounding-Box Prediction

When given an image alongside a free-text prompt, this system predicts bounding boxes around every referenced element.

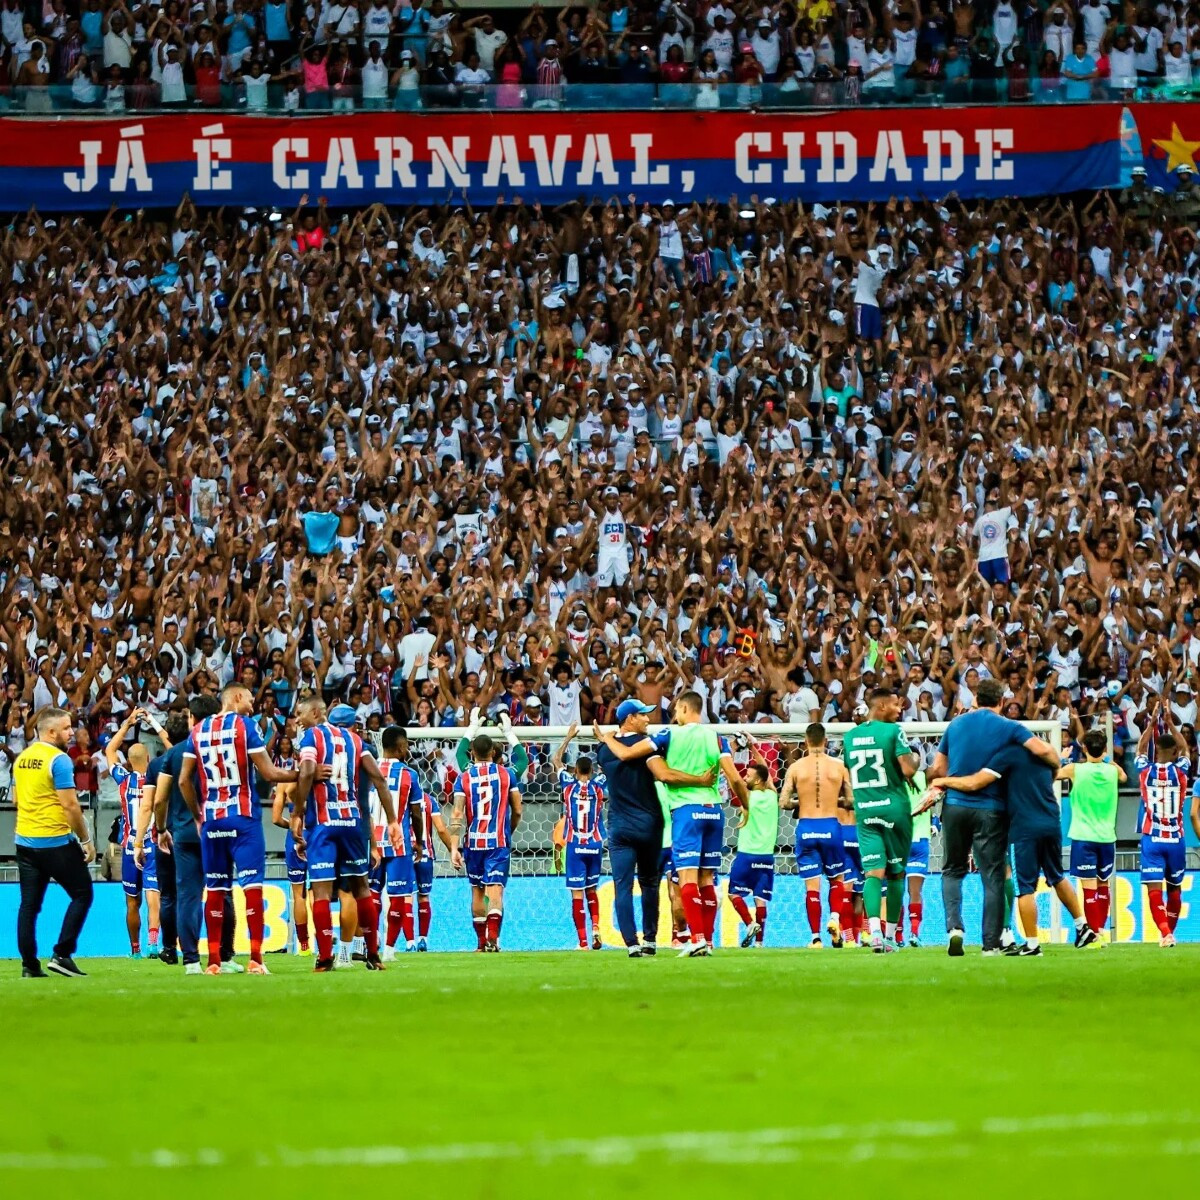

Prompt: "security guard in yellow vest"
[13,707,94,978]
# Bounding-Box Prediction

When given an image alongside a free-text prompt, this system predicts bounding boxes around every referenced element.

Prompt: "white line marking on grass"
[0,1155,108,1170]
[0,1112,1193,1172]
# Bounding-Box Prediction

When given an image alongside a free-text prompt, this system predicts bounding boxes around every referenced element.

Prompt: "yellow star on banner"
[1152,122,1200,174]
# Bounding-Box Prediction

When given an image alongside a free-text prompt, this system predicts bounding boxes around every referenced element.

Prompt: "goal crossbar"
[403,722,1063,745]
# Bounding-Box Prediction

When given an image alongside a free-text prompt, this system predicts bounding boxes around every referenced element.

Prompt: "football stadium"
[2,2,1200,1193]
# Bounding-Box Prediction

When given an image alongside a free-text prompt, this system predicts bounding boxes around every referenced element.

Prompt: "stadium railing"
[2,78,1194,116]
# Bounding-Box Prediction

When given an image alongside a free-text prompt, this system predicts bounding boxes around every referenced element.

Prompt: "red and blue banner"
[0,104,1125,210]
[1128,101,1200,191]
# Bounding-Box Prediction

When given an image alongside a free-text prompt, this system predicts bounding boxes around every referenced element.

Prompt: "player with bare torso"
[779,724,854,948]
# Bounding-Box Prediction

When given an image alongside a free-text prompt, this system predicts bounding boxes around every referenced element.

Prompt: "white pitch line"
[0,1112,1192,1172]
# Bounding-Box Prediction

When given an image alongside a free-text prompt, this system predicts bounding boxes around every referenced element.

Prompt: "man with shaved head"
[179,684,298,975]
[105,707,166,958]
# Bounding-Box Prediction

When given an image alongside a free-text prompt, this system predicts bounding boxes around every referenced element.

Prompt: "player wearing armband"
[842,689,920,954]
[372,726,426,960]
[292,697,403,972]
[726,737,778,948]
[178,685,299,976]
[1134,717,1190,947]
[779,723,852,949]
[553,725,607,950]
[450,734,524,952]
[1058,729,1125,942]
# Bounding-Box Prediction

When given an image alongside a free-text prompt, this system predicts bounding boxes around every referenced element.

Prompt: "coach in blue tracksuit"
[593,700,713,957]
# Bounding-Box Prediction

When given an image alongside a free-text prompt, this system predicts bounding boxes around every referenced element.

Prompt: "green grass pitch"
[2,947,1197,1197]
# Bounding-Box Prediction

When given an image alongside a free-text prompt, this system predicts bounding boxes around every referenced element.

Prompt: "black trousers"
[940,805,1009,951]
[156,846,178,953]
[609,826,662,948]
[16,842,94,968]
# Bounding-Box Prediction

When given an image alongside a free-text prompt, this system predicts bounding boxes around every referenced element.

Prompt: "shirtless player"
[778,723,854,949]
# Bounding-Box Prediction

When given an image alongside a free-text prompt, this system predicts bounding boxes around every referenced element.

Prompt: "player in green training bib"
[902,768,931,947]
[841,687,920,953]
[726,737,778,949]
[1058,728,1126,942]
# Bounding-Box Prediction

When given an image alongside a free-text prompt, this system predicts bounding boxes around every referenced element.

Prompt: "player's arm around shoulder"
[592,721,658,760]
[1020,731,1062,770]
[930,767,998,793]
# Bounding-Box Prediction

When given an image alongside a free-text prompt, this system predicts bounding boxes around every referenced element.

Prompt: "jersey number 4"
[848,748,886,789]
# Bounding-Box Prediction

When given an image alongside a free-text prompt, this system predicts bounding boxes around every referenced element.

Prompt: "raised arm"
[105,709,139,768]
[552,720,579,774]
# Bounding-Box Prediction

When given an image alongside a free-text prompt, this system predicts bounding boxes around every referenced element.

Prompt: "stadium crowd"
[0,0,1196,109]
[2,180,1200,798]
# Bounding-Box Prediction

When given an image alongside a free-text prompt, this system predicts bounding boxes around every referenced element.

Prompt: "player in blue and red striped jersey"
[292,697,403,972]
[105,709,159,958]
[449,734,524,952]
[178,684,299,976]
[1135,715,1191,947]
[552,724,606,949]
[371,726,426,960]
[415,773,453,951]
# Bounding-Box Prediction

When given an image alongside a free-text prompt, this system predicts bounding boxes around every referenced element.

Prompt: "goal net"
[373,721,1063,951]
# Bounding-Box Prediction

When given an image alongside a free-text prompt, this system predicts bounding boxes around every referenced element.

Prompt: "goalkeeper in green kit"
[841,687,920,953]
